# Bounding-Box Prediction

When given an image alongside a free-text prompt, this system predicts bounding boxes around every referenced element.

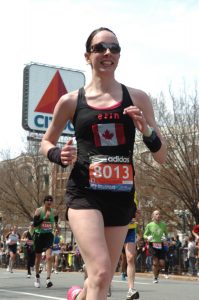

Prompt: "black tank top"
[67,84,136,188]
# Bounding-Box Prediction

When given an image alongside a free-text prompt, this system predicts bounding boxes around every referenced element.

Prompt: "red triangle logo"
[34,70,68,113]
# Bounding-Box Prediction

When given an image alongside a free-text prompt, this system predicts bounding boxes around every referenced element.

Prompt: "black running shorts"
[66,186,136,226]
[149,243,166,260]
[34,232,54,254]
[8,244,17,254]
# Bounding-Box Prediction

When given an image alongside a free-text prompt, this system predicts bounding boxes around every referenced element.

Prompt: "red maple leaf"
[102,130,114,140]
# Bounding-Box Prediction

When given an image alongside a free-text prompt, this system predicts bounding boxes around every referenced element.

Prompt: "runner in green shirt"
[33,195,58,288]
[143,210,168,283]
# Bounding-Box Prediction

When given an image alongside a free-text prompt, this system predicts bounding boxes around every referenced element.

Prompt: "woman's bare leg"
[68,208,128,300]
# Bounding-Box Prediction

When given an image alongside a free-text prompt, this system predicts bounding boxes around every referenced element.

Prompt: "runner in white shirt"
[6,225,20,273]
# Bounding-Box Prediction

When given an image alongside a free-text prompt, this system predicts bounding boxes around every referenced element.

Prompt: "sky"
[0,0,198,159]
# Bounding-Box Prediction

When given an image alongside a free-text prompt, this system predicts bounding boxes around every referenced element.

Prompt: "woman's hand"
[60,139,77,166]
[123,106,149,135]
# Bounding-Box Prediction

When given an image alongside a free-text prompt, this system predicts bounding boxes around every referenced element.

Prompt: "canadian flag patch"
[92,123,125,147]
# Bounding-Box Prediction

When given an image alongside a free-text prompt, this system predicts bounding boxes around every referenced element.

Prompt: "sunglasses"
[90,42,121,54]
[45,199,53,202]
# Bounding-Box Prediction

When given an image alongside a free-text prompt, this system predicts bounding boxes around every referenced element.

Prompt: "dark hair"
[43,195,53,202]
[85,27,117,52]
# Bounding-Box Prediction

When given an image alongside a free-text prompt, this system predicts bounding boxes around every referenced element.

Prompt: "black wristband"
[33,215,43,227]
[47,147,67,167]
[54,215,59,224]
[143,130,162,153]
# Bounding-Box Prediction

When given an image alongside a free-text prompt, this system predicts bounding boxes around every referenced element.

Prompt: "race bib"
[8,234,18,245]
[9,240,17,245]
[89,155,133,192]
[41,221,52,231]
[153,242,162,249]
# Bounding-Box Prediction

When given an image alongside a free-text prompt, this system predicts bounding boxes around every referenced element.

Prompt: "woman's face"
[85,30,120,74]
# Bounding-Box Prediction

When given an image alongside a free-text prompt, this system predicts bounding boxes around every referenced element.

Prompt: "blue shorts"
[124,228,136,244]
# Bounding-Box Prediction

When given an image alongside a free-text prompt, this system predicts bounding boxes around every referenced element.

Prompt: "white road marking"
[0,289,66,300]
[113,279,150,285]
[112,276,151,285]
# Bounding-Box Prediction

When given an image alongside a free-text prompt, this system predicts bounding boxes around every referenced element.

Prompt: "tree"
[135,85,199,232]
[0,144,66,230]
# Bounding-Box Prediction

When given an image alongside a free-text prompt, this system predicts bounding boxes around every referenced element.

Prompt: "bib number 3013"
[89,155,134,192]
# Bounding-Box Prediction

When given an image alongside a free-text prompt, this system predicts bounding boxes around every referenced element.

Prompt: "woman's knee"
[87,262,111,288]
[91,269,111,288]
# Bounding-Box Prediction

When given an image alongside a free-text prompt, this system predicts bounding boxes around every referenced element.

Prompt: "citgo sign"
[22,62,85,136]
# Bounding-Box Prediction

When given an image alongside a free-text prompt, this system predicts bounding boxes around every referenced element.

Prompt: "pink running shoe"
[67,286,82,300]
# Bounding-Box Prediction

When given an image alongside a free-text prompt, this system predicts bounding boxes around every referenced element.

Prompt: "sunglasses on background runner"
[45,199,53,202]
[90,42,121,54]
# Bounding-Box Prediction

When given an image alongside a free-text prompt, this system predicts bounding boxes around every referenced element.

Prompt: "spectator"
[73,242,83,271]
[173,235,182,272]
[192,222,199,276]
[187,235,197,276]
[52,227,64,274]
[0,238,5,266]
[136,233,145,272]
[59,243,68,271]
[181,238,189,274]
[164,238,175,278]
[144,240,152,272]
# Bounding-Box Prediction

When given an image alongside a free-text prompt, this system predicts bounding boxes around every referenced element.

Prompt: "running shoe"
[121,272,126,281]
[6,266,10,272]
[126,288,139,300]
[34,277,40,288]
[46,279,53,288]
[67,286,82,300]
[54,270,59,274]
[27,274,31,278]
[153,278,159,283]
